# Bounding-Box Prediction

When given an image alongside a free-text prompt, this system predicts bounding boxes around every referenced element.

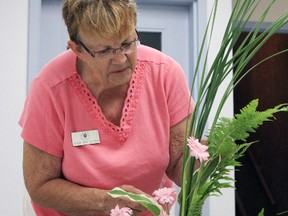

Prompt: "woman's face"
[76,28,138,89]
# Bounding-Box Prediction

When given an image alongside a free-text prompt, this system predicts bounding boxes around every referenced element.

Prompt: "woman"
[20,0,194,215]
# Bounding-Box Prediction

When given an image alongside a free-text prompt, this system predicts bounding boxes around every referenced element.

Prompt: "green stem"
[188,162,204,208]
[166,203,170,215]
[180,157,195,216]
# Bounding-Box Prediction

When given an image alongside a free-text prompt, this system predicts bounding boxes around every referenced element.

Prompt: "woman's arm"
[166,114,206,187]
[165,115,191,186]
[23,141,146,216]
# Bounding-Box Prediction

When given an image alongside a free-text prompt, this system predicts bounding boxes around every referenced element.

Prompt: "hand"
[102,185,148,215]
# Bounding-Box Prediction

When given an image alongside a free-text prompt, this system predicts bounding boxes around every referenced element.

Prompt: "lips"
[111,67,129,74]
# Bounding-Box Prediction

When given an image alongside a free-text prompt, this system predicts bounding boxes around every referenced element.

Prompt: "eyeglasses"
[78,37,140,59]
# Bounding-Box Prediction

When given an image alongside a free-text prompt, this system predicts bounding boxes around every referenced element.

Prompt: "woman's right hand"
[101,185,148,215]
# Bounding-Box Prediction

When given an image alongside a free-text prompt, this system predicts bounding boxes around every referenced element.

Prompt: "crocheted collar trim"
[69,60,146,143]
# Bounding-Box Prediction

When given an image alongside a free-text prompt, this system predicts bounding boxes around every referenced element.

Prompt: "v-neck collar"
[69,60,146,143]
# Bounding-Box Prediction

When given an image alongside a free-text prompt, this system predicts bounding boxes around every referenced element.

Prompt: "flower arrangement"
[108,0,288,215]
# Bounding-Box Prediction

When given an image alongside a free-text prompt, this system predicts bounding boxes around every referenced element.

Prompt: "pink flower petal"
[110,205,133,216]
[153,187,177,205]
[187,137,210,162]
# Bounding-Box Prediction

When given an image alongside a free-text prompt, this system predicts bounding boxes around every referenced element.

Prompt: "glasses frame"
[77,30,140,59]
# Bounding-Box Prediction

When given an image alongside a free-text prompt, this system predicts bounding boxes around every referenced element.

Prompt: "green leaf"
[258,208,264,216]
[277,209,288,215]
[198,155,221,187]
[108,187,163,216]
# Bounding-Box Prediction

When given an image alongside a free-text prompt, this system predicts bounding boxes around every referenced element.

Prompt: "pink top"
[19,45,194,216]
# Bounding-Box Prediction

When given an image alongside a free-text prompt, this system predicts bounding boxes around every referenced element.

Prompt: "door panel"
[137,4,190,79]
[234,33,288,216]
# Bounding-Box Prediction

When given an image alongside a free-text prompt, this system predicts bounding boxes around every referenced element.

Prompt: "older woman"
[20,0,194,215]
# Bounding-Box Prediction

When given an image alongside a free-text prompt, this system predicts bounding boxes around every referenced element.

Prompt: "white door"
[137,3,190,80]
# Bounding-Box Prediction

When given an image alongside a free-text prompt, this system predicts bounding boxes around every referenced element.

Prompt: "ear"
[67,40,84,59]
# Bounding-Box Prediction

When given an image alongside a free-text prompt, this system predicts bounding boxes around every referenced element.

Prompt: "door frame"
[137,0,198,88]
[136,0,196,6]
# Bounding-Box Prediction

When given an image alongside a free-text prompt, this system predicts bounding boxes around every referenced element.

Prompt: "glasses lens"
[122,40,138,54]
[97,49,114,59]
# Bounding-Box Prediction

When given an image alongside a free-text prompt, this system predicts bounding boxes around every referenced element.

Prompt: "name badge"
[71,130,100,147]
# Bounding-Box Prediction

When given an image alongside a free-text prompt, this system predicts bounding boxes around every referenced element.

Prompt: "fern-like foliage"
[179,0,288,215]
[187,99,288,216]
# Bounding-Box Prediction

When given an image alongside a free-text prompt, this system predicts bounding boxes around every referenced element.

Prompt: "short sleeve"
[19,78,64,157]
[164,57,194,126]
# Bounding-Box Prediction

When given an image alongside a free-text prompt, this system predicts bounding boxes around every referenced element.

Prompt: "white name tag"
[71,130,100,147]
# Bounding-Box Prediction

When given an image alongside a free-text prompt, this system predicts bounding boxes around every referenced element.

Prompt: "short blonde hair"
[62,0,137,41]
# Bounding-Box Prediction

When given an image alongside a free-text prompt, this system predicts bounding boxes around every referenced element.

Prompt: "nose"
[111,48,127,63]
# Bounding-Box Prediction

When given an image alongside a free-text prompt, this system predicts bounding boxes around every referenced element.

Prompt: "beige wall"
[232,0,288,22]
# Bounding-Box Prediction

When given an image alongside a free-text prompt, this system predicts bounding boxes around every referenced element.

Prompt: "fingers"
[102,185,148,214]
[108,197,146,214]
[118,185,150,211]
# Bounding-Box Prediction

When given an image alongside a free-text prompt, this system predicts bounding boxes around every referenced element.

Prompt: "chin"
[110,75,132,89]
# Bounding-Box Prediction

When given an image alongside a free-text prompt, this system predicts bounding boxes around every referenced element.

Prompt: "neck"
[77,59,129,100]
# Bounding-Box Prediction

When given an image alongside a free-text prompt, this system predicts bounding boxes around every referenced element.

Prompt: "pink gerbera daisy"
[153,187,177,205]
[187,136,210,162]
[110,205,133,216]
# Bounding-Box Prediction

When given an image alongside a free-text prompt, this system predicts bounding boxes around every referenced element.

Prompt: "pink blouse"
[19,45,194,216]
